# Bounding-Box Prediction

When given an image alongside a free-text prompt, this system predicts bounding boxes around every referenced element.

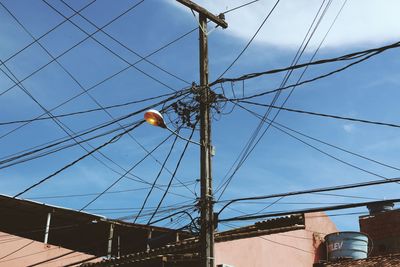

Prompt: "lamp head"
[144,109,166,128]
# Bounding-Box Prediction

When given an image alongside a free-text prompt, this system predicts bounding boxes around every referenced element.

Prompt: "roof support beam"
[44,212,52,244]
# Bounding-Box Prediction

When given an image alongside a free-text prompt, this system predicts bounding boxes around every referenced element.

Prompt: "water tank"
[367,201,394,215]
[325,231,368,261]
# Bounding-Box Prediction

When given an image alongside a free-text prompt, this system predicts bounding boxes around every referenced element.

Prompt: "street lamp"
[144,109,166,128]
[144,109,201,146]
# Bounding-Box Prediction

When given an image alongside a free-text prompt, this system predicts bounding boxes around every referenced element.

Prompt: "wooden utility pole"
[176,1,227,267]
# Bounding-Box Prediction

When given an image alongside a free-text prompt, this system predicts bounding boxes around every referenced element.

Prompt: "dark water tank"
[325,231,368,261]
[367,201,394,215]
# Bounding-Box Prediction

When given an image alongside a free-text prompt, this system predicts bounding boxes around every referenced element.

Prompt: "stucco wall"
[0,231,100,266]
[215,212,338,267]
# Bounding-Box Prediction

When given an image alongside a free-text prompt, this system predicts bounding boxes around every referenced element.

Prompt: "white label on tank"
[328,241,343,252]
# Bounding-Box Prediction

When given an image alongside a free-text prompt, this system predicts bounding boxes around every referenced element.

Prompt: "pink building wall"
[0,231,100,266]
[215,212,338,267]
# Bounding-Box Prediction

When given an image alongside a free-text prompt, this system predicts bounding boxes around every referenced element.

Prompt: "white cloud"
[170,0,400,50]
[343,123,355,133]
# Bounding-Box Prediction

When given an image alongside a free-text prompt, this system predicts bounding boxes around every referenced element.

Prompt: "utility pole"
[176,1,228,267]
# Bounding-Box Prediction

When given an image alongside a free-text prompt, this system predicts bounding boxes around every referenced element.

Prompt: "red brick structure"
[359,204,400,256]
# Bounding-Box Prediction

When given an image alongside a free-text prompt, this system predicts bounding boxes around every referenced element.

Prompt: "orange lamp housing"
[144,109,166,128]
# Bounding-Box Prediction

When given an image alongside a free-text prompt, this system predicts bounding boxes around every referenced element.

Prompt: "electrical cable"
[78,129,194,211]
[0,209,193,265]
[219,197,400,223]
[1,4,167,190]
[234,102,391,180]
[147,126,196,224]
[41,0,178,93]
[58,0,191,85]
[0,92,175,126]
[0,0,97,69]
[211,39,400,86]
[13,120,145,198]
[228,100,400,175]
[215,0,332,197]
[217,176,400,216]
[113,204,195,220]
[216,0,280,79]
[1,2,196,197]
[0,58,120,183]
[215,0,335,199]
[267,119,400,173]
[225,49,388,102]
[2,6,175,204]
[0,92,185,170]
[0,120,140,170]
[95,200,193,213]
[218,0,340,190]
[0,0,96,69]
[237,100,400,129]
[0,0,145,97]
[133,134,180,223]
[0,25,196,141]
[311,192,379,201]
[27,182,197,200]
[0,91,187,168]
[0,245,63,264]
[222,0,262,14]
[149,209,198,229]
[220,222,315,254]
[0,240,35,260]
[0,202,191,244]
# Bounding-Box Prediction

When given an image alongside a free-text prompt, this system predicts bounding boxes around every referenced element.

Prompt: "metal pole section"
[107,224,114,258]
[117,235,121,258]
[44,212,52,244]
[199,14,214,267]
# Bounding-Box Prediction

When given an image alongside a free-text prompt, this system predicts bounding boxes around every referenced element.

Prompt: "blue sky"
[1,0,400,233]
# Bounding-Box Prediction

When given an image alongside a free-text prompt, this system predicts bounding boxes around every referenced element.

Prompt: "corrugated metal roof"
[0,194,192,258]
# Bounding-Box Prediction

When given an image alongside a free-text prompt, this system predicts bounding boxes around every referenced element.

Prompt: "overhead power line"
[0,2,171,191]
[133,134,180,223]
[217,0,280,79]
[0,0,145,97]
[78,130,191,211]
[41,0,179,92]
[0,91,188,169]
[147,127,196,225]
[0,120,140,170]
[217,176,400,216]
[217,48,386,101]
[211,40,400,86]
[13,120,144,198]
[2,0,198,199]
[268,120,400,173]
[236,100,400,129]
[0,92,176,126]
[27,182,197,200]
[57,0,190,85]
[222,0,262,14]
[219,197,400,223]
[215,0,337,199]
[0,0,96,68]
[0,26,196,140]
[234,102,390,180]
